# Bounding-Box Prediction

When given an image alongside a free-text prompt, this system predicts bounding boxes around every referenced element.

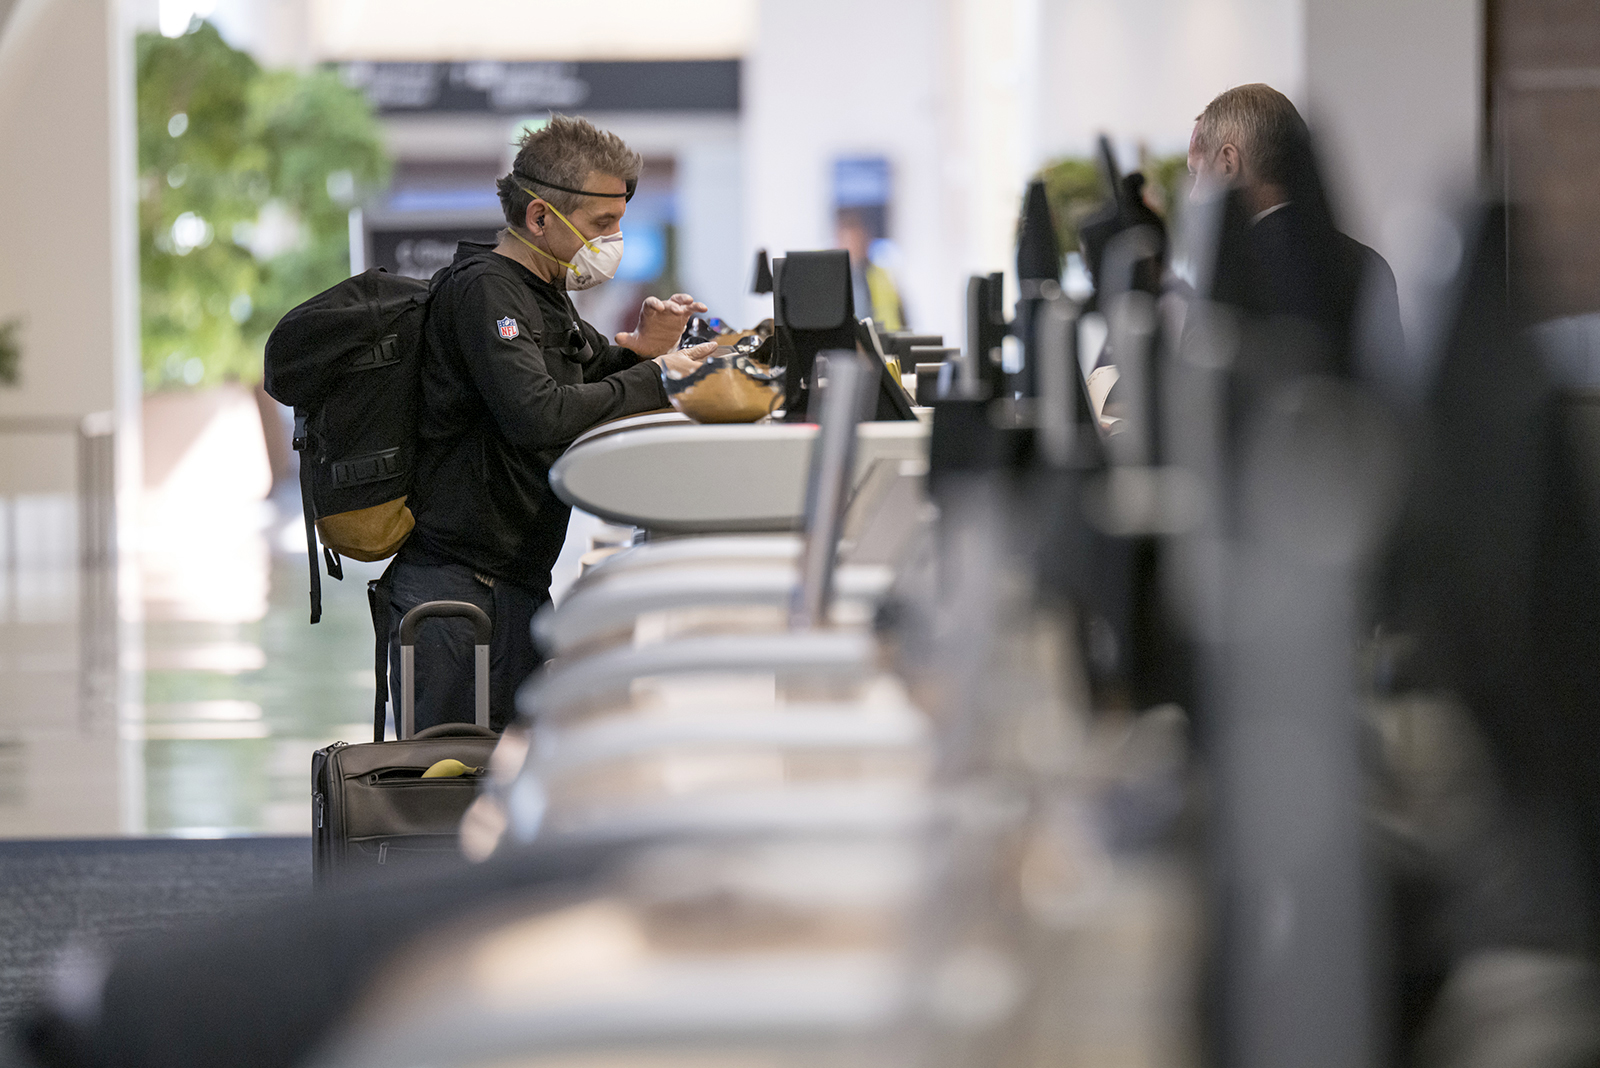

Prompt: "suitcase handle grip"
[400,600,492,645]
[398,600,492,739]
[413,723,496,739]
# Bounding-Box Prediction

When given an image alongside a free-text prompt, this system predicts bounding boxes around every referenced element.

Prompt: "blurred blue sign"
[616,223,666,282]
[833,157,891,208]
[386,189,502,213]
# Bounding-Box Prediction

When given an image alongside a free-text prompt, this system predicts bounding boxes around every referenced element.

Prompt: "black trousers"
[384,559,545,734]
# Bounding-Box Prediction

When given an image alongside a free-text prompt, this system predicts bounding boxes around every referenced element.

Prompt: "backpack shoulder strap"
[295,411,322,624]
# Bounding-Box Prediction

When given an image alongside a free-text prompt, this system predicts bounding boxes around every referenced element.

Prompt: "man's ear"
[1218,143,1242,179]
[523,200,547,235]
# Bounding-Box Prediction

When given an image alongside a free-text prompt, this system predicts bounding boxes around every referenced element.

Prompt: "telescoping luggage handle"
[398,601,491,740]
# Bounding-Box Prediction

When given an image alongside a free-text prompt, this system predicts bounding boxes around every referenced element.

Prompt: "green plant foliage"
[1036,152,1190,267]
[0,318,20,387]
[1037,157,1102,264]
[136,23,389,391]
[1140,153,1190,226]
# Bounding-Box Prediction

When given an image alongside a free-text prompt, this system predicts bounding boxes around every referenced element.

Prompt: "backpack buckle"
[292,411,308,451]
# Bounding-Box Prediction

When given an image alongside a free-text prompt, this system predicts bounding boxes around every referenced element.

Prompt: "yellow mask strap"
[516,185,601,255]
[506,224,574,271]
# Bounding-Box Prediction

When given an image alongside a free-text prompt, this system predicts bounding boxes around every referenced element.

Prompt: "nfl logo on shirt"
[497,317,519,340]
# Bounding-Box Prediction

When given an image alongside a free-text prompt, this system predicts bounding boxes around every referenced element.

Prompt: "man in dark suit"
[1188,83,1403,378]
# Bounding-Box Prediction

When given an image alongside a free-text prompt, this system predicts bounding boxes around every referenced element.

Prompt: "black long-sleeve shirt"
[401,242,667,594]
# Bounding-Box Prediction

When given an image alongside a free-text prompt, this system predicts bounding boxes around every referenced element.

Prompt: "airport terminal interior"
[2,0,1600,1064]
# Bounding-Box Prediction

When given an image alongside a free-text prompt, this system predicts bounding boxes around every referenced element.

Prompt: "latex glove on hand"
[616,294,710,357]
[656,341,717,378]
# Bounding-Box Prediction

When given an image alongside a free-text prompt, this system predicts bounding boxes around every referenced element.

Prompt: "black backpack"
[264,268,432,623]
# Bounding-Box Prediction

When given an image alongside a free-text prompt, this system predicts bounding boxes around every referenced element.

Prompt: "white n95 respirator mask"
[561,226,623,291]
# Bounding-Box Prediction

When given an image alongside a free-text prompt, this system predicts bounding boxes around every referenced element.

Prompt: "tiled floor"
[0,504,382,837]
[0,383,622,838]
[0,500,607,838]
[137,550,385,836]
[0,563,124,838]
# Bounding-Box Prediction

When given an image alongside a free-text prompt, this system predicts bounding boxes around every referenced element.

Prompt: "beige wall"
[742,0,1035,348]
[742,0,1311,345]
[0,0,140,498]
[1304,0,1484,341]
[1039,0,1305,161]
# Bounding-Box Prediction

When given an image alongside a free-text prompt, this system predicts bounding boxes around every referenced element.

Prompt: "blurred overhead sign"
[339,61,740,114]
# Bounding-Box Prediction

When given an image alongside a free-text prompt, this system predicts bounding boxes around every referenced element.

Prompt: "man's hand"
[615,294,709,357]
[655,342,717,378]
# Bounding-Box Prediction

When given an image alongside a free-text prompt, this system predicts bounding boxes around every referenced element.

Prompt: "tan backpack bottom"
[315,497,415,562]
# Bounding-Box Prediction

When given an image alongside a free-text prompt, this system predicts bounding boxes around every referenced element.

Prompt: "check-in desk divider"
[791,349,875,631]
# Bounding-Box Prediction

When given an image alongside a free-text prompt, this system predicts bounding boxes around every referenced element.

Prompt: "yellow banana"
[421,758,480,779]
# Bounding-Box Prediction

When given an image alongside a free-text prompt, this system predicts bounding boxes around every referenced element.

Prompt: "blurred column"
[739,0,1049,345]
[0,0,140,493]
[742,0,964,343]
[0,0,140,574]
[1303,0,1483,343]
[677,136,745,324]
[0,0,143,834]
[943,0,1042,305]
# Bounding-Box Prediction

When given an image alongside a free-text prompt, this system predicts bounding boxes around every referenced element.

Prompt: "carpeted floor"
[0,837,310,1034]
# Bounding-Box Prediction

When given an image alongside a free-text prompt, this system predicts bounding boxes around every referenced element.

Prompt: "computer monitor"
[856,319,916,421]
[964,272,1009,400]
[773,250,856,421]
[774,251,914,422]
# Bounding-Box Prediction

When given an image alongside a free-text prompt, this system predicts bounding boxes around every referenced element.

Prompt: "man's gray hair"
[1193,83,1308,188]
[496,114,641,227]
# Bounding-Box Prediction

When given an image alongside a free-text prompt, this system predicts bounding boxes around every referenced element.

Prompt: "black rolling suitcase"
[311,600,499,884]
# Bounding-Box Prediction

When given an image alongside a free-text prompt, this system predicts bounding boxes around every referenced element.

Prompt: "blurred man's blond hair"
[1194,83,1308,187]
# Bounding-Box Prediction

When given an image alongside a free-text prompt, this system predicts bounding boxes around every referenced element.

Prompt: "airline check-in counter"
[368,353,945,1068]
[463,350,936,858]
[543,411,929,649]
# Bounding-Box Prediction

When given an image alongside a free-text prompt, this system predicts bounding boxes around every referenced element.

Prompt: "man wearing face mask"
[388,115,714,733]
